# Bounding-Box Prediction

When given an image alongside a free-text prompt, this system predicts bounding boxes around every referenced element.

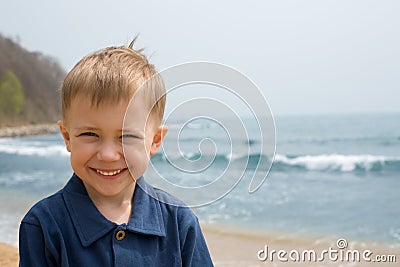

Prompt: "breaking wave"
[152,152,400,173]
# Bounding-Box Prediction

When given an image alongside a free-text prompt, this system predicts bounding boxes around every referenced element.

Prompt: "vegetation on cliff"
[0,34,66,127]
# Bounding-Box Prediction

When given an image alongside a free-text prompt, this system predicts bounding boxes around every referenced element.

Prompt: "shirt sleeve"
[180,211,214,267]
[19,221,45,267]
[19,220,58,267]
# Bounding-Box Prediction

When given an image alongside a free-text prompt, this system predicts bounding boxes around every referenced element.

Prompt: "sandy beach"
[0,243,18,267]
[203,225,399,266]
[2,225,398,267]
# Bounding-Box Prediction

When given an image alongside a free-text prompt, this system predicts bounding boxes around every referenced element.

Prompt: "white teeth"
[96,169,122,176]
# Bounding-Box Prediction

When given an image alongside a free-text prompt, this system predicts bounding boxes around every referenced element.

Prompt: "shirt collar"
[63,174,166,247]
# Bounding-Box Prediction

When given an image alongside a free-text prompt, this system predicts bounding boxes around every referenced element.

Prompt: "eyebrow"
[122,128,145,134]
[73,127,99,131]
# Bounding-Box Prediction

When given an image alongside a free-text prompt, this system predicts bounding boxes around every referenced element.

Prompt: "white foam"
[274,154,392,172]
[0,143,69,157]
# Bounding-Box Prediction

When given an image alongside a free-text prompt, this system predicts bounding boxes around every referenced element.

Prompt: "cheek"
[69,143,95,165]
[70,151,87,170]
[124,148,151,178]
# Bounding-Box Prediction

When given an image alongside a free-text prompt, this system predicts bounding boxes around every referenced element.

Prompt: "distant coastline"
[0,123,58,138]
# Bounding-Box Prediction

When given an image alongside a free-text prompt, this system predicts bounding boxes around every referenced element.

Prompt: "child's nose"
[97,141,122,162]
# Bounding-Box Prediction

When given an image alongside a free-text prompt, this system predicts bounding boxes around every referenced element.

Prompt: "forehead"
[65,93,155,129]
[66,97,125,124]
[124,93,157,129]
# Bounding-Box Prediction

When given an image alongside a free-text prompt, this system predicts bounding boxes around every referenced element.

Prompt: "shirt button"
[115,230,126,241]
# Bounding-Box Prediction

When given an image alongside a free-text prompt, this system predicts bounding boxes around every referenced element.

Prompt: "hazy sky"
[1,0,399,116]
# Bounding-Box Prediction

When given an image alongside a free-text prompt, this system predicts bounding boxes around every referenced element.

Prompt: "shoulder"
[21,174,93,226]
[151,186,187,207]
[138,178,199,226]
[156,187,199,223]
[21,190,64,225]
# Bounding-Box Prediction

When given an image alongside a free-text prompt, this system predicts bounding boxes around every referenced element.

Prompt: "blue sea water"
[0,113,400,246]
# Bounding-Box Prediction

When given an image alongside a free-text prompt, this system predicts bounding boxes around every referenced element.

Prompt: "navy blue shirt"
[19,174,214,266]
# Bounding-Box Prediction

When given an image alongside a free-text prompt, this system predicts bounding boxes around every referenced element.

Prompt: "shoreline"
[2,224,399,267]
[0,123,58,138]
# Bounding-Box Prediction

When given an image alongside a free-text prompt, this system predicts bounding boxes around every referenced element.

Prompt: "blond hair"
[60,37,166,124]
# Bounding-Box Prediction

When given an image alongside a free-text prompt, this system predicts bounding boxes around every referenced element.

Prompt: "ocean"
[1,113,399,246]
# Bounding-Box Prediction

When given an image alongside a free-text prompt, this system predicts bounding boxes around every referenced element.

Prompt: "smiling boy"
[19,39,214,266]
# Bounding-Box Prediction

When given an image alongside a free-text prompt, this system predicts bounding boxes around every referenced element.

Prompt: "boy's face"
[58,95,167,199]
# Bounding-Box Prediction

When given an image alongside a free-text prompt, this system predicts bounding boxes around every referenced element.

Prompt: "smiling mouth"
[95,169,125,176]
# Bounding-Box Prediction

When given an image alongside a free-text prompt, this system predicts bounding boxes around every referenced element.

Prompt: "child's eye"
[121,134,139,139]
[121,134,142,144]
[79,132,98,137]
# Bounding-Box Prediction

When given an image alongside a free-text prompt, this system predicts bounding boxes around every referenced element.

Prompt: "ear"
[150,125,168,156]
[57,120,71,152]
